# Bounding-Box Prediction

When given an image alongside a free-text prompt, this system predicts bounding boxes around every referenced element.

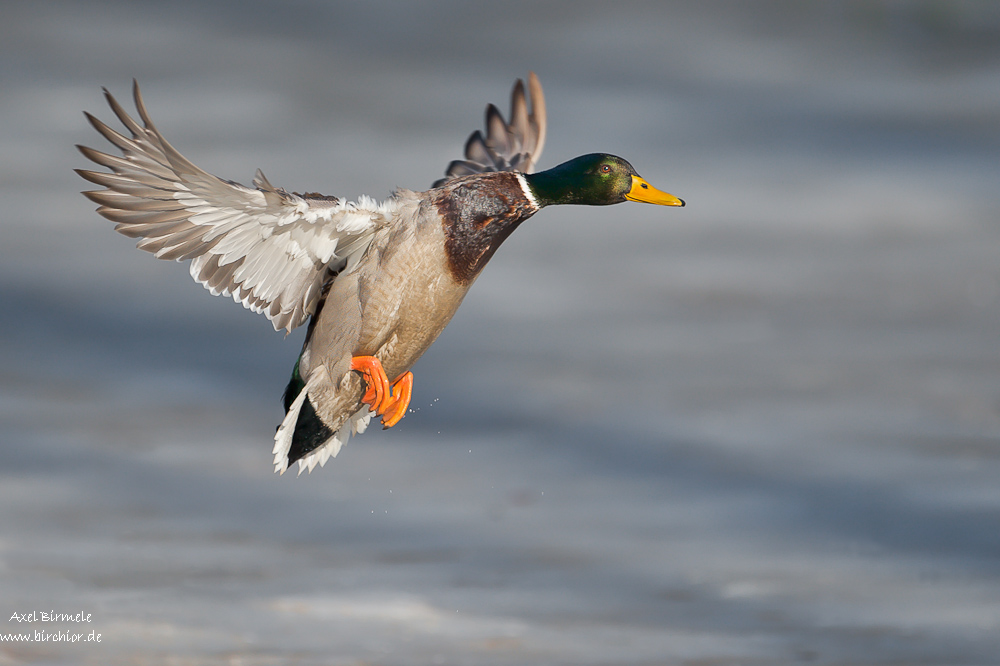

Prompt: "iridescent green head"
[523,153,684,208]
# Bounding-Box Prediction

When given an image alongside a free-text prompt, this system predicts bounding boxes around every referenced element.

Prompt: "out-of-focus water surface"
[2,1,1000,663]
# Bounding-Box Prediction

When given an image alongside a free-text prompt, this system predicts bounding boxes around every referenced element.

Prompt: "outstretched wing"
[77,81,389,333]
[432,72,546,188]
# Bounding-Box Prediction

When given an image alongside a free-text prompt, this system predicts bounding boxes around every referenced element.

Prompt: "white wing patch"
[77,81,398,333]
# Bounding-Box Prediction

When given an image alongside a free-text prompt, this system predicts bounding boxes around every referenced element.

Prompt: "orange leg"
[349,356,413,428]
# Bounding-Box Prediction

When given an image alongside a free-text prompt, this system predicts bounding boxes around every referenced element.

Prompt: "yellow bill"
[625,175,685,206]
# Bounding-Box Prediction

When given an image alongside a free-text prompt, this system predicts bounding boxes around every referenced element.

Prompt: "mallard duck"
[77,73,684,474]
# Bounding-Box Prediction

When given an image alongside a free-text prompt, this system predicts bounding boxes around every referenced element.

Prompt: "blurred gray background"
[2,1,1000,664]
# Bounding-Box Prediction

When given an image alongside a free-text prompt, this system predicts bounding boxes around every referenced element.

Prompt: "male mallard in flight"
[77,73,684,475]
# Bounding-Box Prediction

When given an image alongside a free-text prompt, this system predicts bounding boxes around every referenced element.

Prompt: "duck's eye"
[600,164,612,174]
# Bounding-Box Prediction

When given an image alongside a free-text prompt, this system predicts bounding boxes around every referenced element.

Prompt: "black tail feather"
[287,396,335,465]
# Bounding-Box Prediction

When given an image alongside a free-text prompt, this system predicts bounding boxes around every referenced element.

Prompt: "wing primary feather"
[463,131,495,168]
[509,79,529,153]
[76,169,175,197]
[433,72,547,186]
[97,206,191,226]
[484,104,512,158]
[79,115,177,180]
[79,81,383,333]
[526,71,547,170]
[102,86,146,140]
[130,82,214,179]
[82,111,142,155]
[81,189,183,211]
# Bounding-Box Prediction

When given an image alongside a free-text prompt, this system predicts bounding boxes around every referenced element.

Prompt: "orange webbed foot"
[349,356,413,428]
[350,356,390,414]
[379,372,413,429]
